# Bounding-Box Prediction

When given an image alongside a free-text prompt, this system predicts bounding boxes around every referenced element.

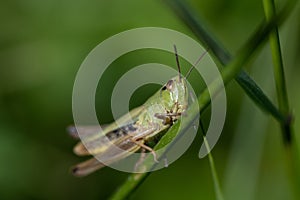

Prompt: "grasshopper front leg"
[154,112,182,125]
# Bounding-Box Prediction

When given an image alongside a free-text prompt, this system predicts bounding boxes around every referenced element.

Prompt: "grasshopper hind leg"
[131,139,159,163]
[71,158,106,177]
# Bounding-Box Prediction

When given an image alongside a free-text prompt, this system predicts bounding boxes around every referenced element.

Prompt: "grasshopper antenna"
[185,49,209,79]
[173,45,181,81]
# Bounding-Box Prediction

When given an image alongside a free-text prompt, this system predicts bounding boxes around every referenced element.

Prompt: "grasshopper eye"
[166,80,174,90]
[161,86,167,91]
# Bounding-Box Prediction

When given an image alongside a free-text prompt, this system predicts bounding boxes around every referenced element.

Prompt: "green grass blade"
[262,0,292,143]
[200,120,224,200]
[108,173,150,200]
[262,0,299,198]
[203,136,224,200]
[236,71,284,121]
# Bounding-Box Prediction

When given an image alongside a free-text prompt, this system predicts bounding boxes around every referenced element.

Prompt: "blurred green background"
[0,0,299,199]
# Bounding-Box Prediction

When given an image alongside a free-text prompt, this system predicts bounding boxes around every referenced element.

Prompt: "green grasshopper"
[68,45,205,176]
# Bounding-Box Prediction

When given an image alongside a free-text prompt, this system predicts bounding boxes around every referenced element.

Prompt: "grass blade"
[262,0,292,143]
[262,0,299,198]
[200,120,224,200]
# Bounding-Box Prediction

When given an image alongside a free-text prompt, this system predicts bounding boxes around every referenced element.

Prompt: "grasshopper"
[68,45,205,177]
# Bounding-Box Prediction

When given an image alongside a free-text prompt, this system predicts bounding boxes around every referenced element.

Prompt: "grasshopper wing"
[69,106,144,156]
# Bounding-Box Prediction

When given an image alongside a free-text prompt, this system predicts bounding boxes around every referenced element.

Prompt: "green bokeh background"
[0,0,299,199]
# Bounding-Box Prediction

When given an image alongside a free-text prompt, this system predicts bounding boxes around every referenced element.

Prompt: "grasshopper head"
[160,75,188,114]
